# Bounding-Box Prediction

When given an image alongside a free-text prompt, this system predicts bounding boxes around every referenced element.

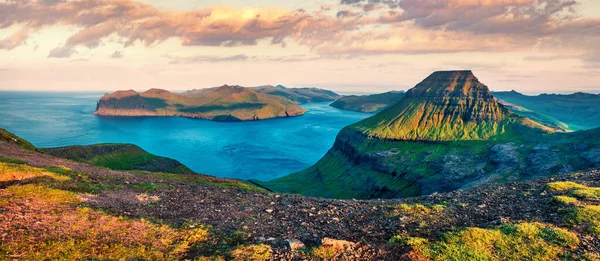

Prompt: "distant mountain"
[43,144,195,174]
[259,71,600,199]
[251,85,341,104]
[494,91,600,131]
[94,85,306,121]
[330,91,406,113]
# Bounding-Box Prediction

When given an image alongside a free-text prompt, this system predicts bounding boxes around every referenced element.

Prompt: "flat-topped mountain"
[251,85,341,104]
[95,85,307,121]
[494,90,600,131]
[354,71,552,141]
[330,91,406,113]
[260,71,600,199]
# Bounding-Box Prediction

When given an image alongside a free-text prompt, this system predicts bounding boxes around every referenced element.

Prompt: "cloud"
[0,28,30,50]
[0,0,368,57]
[0,0,598,60]
[168,54,250,64]
[48,46,75,58]
[111,50,122,58]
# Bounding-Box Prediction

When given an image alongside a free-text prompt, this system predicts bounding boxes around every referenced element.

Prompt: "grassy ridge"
[0,128,39,152]
[43,144,195,174]
[329,91,406,113]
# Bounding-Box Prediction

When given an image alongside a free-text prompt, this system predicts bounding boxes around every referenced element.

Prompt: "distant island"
[329,91,406,113]
[95,85,339,121]
[252,85,341,104]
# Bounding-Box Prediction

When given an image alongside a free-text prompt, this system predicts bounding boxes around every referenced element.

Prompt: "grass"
[548,181,600,200]
[548,182,600,237]
[0,160,222,260]
[134,170,266,193]
[0,157,27,164]
[43,144,196,174]
[393,203,445,218]
[0,128,40,152]
[552,195,579,205]
[230,244,272,261]
[391,222,580,260]
[560,205,600,236]
[311,246,337,260]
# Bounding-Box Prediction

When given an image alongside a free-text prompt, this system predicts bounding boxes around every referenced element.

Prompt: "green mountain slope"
[260,71,600,199]
[0,128,40,152]
[43,144,195,174]
[94,85,307,121]
[329,91,406,113]
[494,91,600,131]
[252,85,341,104]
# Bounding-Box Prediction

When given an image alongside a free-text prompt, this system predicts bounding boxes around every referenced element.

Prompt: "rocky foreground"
[1,140,599,260]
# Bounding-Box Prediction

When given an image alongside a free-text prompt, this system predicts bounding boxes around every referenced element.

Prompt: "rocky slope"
[260,71,600,199]
[1,132,599,260]
[43,144,195,174]
[330,91,406,113]
[251,85,341,104]
[494,90,600,131]
[94,86,306,121]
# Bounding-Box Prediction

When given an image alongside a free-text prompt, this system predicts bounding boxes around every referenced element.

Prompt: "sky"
[0,0,599,94]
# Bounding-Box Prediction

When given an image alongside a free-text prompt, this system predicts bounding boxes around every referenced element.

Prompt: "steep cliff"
[94,86,307,121]
[260,71,600,199]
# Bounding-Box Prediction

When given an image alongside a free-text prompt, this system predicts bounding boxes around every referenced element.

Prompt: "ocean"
[0,91,371,181]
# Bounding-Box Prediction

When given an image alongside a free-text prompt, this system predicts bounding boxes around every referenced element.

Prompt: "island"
[94,85,308,121]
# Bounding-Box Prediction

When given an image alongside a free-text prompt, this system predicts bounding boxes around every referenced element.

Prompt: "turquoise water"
[0,92,371,181]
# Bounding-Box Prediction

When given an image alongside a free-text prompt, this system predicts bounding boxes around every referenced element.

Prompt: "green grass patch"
[548,182,600,200]
[0,157,27,164]
[552,195,579,206]
[230,244,271,261]
[393,203,445,218]
[390,222,581,260]
[560,205,600,236]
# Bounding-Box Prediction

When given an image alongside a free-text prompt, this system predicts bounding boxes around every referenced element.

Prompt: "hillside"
[94,86,307,121]
[329,91,406,113]
[494,91,600,131]
[1,130,599,260]
[260,71,600,199]
[251,85,341,104]
[0,128,39,152]
[43,144,194,174]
